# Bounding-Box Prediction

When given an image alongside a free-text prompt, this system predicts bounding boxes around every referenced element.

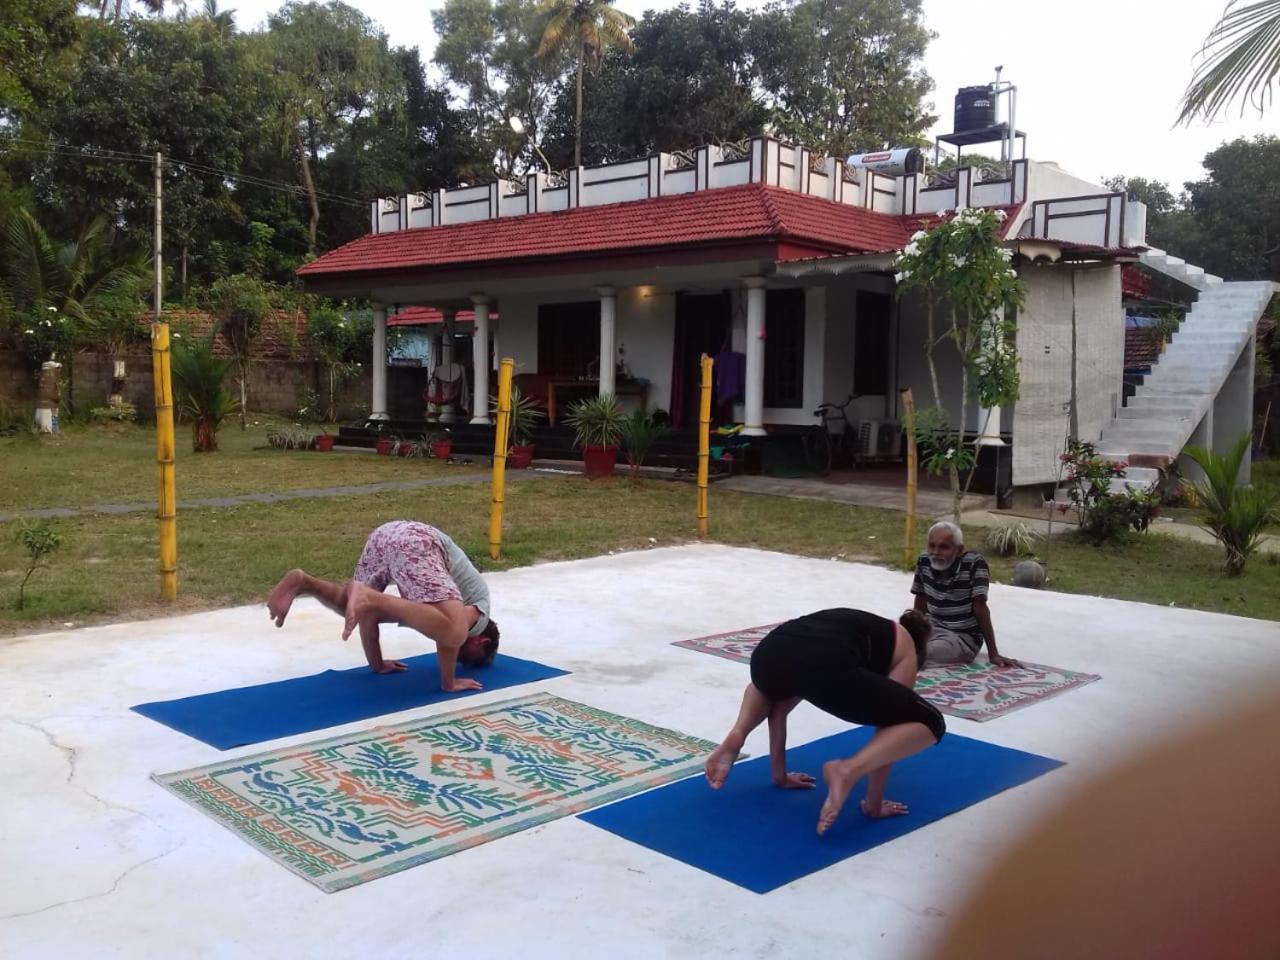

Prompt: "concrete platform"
[3,545,1278,958]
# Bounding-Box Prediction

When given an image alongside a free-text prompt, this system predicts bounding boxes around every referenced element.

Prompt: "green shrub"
[1185,434,1280,576]
[985,521,1041,557]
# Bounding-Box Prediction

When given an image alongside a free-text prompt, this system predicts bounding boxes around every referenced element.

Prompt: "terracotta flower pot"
[375,438,393,456]
[582,444,618,478]
[509,444,535,469]
[314,434,334,452]
[431,438,453,459]
[398,444,413,457]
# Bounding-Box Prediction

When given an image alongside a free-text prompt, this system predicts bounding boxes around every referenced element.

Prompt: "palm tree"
[201,0,237,38]
[1178,0,1280,123]
[536,0,636,167]
[171,336,238,452]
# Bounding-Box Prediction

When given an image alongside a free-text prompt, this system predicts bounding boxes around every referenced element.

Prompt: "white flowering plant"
[9,307,80,370]
[896,206,1024,521]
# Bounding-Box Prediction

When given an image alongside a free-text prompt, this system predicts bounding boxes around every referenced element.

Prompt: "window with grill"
[537,301,600,377]
[854,290,892,396]
[764,289,805,408]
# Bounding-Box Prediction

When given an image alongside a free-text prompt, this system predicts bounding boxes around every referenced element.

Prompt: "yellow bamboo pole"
[489,358,514,561]
[152,321,177,599]
[697,353,713,538]
[901,387,918,570]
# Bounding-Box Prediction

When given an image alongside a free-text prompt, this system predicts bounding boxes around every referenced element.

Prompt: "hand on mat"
[774,771,816,790]
[443,678,483,692]
[860,798,909,819]
[373,660,408,674]
[988,654,1021,669]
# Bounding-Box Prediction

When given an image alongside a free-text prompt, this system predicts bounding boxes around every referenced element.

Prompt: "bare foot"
[704,733,744,789]
[817,760,858,836]
[342,581,380,641]
[267,569,307,628]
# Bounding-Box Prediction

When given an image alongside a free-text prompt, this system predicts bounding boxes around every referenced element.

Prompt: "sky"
[228,0,1275,189]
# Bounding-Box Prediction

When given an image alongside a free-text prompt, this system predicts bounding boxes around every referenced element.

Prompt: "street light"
[508,115,552,174]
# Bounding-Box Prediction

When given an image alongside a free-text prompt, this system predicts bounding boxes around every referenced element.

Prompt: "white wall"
[895,289,981,432]
[1072,265,1125,447]
[1026,160,1106,203]
[617,288,676,417]
[496,298,538,374]
[1010,264,1124,485]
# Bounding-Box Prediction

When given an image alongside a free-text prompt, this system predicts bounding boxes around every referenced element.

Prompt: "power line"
[0,135,369,208]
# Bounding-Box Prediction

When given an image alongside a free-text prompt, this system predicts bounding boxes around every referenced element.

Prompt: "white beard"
[929,556,955,571]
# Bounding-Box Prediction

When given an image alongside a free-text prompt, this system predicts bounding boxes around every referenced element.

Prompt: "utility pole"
[151,152,177,600]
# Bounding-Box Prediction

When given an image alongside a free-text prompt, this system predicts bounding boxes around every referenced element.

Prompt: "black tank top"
[778,608,897,675]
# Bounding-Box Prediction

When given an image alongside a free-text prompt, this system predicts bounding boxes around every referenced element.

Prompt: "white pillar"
[596,285,617,397]
[470,295,491,424]
[439,311,459,424]
[370,304,388,421]
[743,277,767,436]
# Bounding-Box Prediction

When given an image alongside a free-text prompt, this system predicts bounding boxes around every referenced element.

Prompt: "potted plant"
[395,434,415,456]
[494,386,544,468]
[375,431,395,456]
[564,393,626,478]
[428,429,453,459]
[314,429,335,452]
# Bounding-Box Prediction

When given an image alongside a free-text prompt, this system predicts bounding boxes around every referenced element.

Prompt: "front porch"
[299,134,1150,501]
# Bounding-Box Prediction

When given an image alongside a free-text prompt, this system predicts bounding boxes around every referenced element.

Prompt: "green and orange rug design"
[156,693,715,892]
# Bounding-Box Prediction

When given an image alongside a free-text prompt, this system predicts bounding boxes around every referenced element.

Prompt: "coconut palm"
[1178,0,1280,123]
[536,0,636,167]
[2,209,147,325]
[2,209,148,391]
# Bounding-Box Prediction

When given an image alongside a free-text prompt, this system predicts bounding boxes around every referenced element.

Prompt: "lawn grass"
[0,419,484,513]
[3,473,1277,636]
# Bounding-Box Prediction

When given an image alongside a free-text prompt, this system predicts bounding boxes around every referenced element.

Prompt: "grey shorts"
[926,627,982,665]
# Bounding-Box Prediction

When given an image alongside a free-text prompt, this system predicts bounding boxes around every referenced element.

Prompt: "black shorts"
[749,610,945,742]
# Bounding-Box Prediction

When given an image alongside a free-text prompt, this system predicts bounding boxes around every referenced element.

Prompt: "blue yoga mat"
[580,727,1063,893]
[132,653,569,750]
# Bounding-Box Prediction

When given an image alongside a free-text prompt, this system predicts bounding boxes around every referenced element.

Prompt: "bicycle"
[801,394,861,476]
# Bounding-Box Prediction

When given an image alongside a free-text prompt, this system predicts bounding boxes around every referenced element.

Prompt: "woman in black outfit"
[704,608,943,835]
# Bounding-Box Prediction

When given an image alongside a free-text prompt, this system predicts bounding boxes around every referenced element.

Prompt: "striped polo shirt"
[910,551,990,635]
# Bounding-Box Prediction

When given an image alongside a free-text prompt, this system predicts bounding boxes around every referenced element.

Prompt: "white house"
[299,133,1274,498]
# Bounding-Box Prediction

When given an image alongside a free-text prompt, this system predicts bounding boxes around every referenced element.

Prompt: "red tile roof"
[298,183,921,280]
[1124,326,1160,370]
[388,306,498,326]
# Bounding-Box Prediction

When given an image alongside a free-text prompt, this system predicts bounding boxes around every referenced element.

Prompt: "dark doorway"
[671,291,732,429]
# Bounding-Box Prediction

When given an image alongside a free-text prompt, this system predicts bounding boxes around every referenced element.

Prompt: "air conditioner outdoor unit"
[858,419,902,459]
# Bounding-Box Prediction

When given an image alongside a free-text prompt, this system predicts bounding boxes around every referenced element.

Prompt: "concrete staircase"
[1095,278,1276,486]
[1138,246,1222,290]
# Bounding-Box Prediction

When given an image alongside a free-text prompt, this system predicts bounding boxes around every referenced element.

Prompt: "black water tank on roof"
[954,85,996,133]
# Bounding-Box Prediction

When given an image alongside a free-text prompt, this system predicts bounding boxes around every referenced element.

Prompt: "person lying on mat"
[704,607,944,835]
[911,520,1019,668]
[266,520,499,692]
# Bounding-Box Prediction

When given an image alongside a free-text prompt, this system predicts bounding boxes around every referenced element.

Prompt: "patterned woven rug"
[674,625,1100,722]
[155,693,716,892]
